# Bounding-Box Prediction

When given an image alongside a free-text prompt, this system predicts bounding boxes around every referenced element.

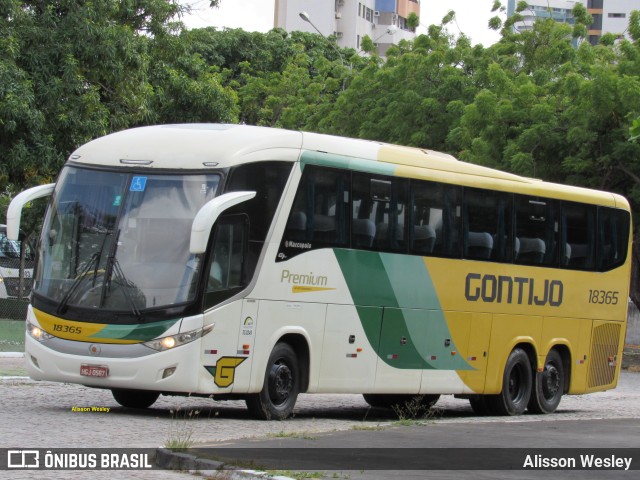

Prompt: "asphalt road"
[1,354,639,480]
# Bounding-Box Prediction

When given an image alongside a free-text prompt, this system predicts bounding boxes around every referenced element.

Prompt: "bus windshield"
[34,166,221,315]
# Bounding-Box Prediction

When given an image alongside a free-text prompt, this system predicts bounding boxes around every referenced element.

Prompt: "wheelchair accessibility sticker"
[130,177,147,192]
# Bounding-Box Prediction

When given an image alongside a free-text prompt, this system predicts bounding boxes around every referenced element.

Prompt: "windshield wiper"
[55,229,112,315]
[55,252,99,315]
[108,258,143,319]
[98,229,144,319]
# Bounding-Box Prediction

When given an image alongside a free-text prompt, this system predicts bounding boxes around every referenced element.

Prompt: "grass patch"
[0,320,25,353]
[391,395,443,426]
[164,408,200,451]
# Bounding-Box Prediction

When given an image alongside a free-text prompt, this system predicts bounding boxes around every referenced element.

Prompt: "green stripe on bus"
[89,319,178,341]
[300,151,396,176]
[334,249,472,371]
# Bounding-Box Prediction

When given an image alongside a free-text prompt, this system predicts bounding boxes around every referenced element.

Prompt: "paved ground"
[2,352,640,479]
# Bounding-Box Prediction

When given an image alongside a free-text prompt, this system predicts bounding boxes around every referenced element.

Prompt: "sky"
[182,1,502,47]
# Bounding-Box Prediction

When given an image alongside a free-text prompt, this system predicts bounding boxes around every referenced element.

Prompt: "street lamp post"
[299,11,345,67]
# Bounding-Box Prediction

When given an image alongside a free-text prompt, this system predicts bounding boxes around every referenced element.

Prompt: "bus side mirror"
[6,183,55,240]
[190,191,256,254]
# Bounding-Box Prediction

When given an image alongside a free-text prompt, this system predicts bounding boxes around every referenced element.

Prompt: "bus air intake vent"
[588,323,621,388]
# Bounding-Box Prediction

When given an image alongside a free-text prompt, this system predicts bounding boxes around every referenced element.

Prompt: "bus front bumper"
[25,334,206,394]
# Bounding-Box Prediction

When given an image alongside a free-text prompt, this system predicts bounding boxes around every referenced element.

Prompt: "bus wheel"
[111,389,160,409]
[528,349,564,414]
[362,394,440,410]
[246,343,300,420]
[487,347,532,416]
[469,395,492,415]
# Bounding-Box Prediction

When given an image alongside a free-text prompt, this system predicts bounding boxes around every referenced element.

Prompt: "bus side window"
[514,196,559,267]
[225,161,292,278]
[205,215,249,306]
[410,180,461,258]
[463,188,512,262]
[561,202,596,270]
[597,207,630,272]
[280,166,348,258]
[351,173,407,252]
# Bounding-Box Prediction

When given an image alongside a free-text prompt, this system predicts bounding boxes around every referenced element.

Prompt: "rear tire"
[487,348,532,416]
[246,343,300,420]
[111,389,160,409]
[528,349,564,414]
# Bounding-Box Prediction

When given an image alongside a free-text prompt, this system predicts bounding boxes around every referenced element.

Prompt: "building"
[506,0,640,45]
[274,0,421,56]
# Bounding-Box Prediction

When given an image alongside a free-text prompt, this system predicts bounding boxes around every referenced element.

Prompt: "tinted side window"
[597,207,630,272]
[279,166,348,260]
[225,161,292,277]
[410,181,461,257]
[352,173,407,252]
[463,188,513,262]
[562,202,596,270]
[515,196,559,267]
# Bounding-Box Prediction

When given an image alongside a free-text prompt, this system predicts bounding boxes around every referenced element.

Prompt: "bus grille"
[588,323,621,388]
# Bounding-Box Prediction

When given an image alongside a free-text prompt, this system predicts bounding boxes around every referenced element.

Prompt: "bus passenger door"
[317,305,382,392]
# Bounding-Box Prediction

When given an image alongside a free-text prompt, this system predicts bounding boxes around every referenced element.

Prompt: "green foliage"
[407,12,419,31]
[360,35,375,54]
[3,1,640,302]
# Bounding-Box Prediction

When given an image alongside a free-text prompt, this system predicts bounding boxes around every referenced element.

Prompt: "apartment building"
[507,0,640,45]
[274,0,420,56]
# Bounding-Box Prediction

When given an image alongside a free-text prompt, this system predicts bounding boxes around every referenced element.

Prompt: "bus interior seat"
[413,225,436,253]
[353,218,376,247]
[569,242,596,269]
[467,231,493,259]
[313,214,336,242]
[517,237,546,264]
[375,222,404,248]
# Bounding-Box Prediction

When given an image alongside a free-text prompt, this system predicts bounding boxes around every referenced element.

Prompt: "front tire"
[487,347,532,416]
[246,343,300,420]
[111,389,160,409]
[528,349,564,414]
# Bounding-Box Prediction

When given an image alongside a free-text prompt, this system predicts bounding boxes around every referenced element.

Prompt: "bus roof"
[68,124,628,210]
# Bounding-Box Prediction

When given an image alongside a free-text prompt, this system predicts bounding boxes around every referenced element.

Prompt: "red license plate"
[80,365,109,377]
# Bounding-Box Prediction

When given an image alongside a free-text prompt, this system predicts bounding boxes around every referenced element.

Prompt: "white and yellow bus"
[8,124,632,419]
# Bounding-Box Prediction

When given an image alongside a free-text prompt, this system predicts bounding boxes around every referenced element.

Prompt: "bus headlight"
[27,321,54,342]
[143,324,214,352]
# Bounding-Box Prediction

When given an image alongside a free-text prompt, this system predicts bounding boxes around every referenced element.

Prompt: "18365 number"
[588,290,619,305]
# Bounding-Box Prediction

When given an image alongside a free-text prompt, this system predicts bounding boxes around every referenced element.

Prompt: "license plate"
[80,365,109,378]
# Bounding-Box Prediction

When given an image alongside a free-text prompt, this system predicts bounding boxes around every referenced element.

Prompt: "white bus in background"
[0,224,34,300]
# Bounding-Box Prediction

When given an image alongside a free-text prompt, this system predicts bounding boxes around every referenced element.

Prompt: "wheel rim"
[268,360,293,406]
[542,363,561,400]
[508,364,526,403]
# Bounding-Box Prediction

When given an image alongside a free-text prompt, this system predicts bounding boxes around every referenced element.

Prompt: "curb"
[155,448,286,479]
[0,352,24,358]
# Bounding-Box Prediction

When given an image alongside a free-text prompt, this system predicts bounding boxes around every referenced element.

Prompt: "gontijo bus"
[7,124,632,419]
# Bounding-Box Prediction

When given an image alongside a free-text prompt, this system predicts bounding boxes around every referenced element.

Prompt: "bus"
[7,124,632,419]
[0,224,34,300]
